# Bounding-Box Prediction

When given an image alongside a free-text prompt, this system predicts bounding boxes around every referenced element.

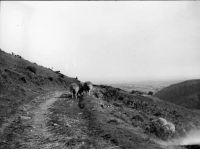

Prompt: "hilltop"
[0,49,200,149]
[155,80,200,109]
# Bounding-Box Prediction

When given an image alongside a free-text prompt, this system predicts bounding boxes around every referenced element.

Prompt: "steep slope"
[0,49,78,126]
[44,86,200,149]
[1,48,200,149]
[155,80,200,109]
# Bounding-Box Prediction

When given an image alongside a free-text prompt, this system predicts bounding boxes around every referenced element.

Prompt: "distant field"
[109,80,183,93]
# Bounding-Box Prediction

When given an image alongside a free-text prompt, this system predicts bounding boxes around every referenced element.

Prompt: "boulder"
[149,117,175,140]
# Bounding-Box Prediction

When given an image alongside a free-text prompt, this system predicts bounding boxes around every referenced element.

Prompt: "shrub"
[148,117,175,140]
[131,90,136,94]
[59,74,64,78]
[148,91,154,95]
[118,96,124,101]
[132,115,144,122]
[26,66,37,74]
[54,71,60,74]
[48,77,53,81]
[20,77,26,83]
[131,90,143,95]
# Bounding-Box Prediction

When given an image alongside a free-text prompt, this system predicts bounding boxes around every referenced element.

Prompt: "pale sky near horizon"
[0,1,200,83]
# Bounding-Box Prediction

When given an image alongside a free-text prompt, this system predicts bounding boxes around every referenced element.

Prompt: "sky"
[0,1,200,84]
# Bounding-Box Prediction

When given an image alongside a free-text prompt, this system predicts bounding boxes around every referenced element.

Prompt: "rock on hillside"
[155,79,200,109]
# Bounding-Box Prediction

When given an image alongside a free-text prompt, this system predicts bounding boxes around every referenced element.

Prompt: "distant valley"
[110,80,183,93]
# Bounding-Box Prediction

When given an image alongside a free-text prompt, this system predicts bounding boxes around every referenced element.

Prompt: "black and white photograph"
[0,1,200,149]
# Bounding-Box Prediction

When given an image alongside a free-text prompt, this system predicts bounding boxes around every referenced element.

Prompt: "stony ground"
[0,91,118,149]
[0,91,64,149]
[1,88,196,149]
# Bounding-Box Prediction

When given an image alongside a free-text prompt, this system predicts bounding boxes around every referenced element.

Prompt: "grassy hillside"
[45,86,200,149]
[155,80,200,109]
[0,49,78,126]
[1,48,200,149]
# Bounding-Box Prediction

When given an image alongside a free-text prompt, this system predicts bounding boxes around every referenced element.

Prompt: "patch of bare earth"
[0,91,65,148]
[20,91,65,149]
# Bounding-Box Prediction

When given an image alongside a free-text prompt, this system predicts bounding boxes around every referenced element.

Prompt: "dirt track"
[0,91,115,149]
[0,91,65,149]
[22,91,64,149]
